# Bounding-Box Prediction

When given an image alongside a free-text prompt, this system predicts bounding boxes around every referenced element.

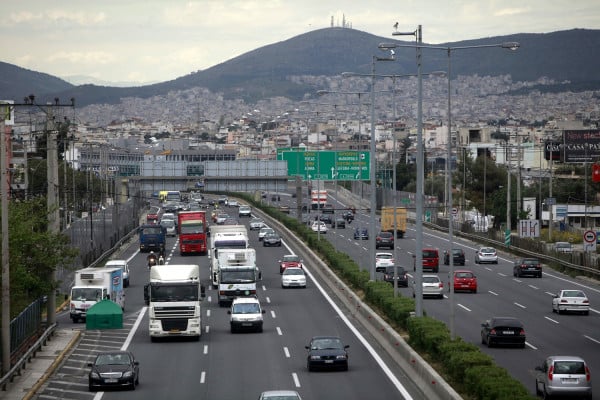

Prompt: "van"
[422,248,440,273]
[104,259,130,287]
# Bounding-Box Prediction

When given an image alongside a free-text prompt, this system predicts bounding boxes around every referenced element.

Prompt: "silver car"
[412,274,444,299]
[474,247,498,264]
[535,356,592,399]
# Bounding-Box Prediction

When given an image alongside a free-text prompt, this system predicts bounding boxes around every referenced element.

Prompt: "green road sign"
[279,150,370,181]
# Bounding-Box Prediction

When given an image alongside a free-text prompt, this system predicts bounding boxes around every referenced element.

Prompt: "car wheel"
[535,380,542,396]
[542,386,552,400]
[494,260,498,264]
[481,334,486,345]
[307,360,313,372]
[257,326,263,333]
[557,307,562,315]
[583,310,589,315]
[538,272,542,278]
[89,384,95,392]
[130,380,136,390]
[487,338,493,348]
[473,288,477,294]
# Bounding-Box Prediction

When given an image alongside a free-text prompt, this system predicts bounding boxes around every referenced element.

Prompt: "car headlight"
[122,370,133,378]
[336,355,347,360]
[90,371,100,379]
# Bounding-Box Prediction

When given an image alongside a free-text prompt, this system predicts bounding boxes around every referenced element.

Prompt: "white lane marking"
[292,372,301,388]
[526,341,538,350]
[592,308,600,314]
[200,371,206,384]
[458,303,471,312]
[266,296,271,303]
[513,278,522,283]
[497,272,508,277]
[206,310,211,317]
[121,307,146,351]
[488,291,499,296]
[284,347,290,358]
[584,335,600,344]
[203,345,208,354]
[545,291,555,296]
[207,296,212,302]
[528,284,539,290]
[205,325,210,334]
[270,310,276,319]
[276,326,282,335]
[514,302,526,309]
[262,284,267,291]
[545,316,559,324]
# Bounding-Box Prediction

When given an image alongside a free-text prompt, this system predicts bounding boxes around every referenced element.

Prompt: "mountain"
[2,27,600,107]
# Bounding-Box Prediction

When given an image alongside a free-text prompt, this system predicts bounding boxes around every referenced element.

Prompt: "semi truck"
[144,264,205,342]
[215,248,260,306]
[208,225,249,288]
[178,210,208,255]
[139,223,166,253]
[310,189,328,209]
[70,267,125,323]
[381,206,407,238]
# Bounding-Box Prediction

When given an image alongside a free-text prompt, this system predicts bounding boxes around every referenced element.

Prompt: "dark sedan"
[353,227,369,240]
[332,217,346,228]
[443,248,465,265]
[88,351,139,391]
[263,232,282,247]
[480,317,526,348]
[318,214,333,224]
[305,336,349,371]
[379,266,408,287]
[513,258,542,278]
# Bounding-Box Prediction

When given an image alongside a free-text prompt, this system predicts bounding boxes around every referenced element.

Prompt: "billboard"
[562,129,600,163]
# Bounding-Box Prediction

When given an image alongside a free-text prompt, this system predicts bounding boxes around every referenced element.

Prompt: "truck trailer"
[216,248,260,306]
[178,210,208,255]
[380,206,407,238]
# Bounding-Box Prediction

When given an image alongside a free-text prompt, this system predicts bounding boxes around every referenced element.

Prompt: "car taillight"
[490,328,497,335]
[585,365,591,382]
[583,299,589,304]
[548,365,554,381]
[519,328,525,336]
[439,282,444,288]
[560,299,569,303]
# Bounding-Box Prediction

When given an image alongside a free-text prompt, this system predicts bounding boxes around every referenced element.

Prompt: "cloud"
[493,7,530,17]
[47,51,116,65]
[7,9,106,27]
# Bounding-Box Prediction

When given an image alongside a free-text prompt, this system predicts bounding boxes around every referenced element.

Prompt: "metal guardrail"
[0,323,56,391]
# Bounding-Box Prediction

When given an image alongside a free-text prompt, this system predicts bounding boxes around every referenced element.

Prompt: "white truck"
[216,248,261,307]
[70,267,125,323]
[208,225,249,287]
[144,264,205,342]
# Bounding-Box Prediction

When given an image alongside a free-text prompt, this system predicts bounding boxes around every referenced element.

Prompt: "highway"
[37,201,430,400]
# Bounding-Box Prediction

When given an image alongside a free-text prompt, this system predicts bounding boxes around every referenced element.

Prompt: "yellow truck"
[380,206,407,238]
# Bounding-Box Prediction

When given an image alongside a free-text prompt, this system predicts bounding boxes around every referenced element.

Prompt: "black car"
[342,210,354,222]
[480,317,526,348]
[513,258,542,278]
[263,232,282,247]
[375,231,394,249]
[443,248,466,266]
[88,351,139,391]
[318,214,333,225]
[354,227,368,240]
[380,266,408,287]
[305,336,349,371]
[332,217,346,229]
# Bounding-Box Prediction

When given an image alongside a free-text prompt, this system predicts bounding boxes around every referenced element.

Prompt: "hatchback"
[421,248,440,273]
[535,356,592,399]
[380,266,408,287]
[451,270,477,293]
[513,258,542,278]
[474,247,498,264]
[480,317,526,348]
[354,227,369,240]
[443,248,465,266]
[376,232,394,249]
[413,274,444,299]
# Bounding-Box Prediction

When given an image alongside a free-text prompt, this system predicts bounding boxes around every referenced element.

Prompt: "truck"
[178,210,208,255]
[70,267,125,323]
[139,223,166,253]
[311,189,328,209]
[216,248,260,307]
[208,225,249,288]
[143,264,205,342]
[381,206,407,238]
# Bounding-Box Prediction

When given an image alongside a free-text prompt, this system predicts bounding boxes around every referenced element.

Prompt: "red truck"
[178,211,207,255]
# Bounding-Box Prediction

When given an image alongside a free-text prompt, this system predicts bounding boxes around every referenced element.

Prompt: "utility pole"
[1,118,9,374]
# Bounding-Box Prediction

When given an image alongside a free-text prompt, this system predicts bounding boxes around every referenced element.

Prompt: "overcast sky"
[3,0,599,85]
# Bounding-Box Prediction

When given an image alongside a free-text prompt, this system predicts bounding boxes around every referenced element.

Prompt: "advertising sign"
[562,129,600,163]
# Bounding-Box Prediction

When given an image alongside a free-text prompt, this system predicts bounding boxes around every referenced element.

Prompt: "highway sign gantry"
[279,150,370,181]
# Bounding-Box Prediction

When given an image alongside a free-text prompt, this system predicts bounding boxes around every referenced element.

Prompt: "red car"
[451,269,477,293]
[279,254,303,274]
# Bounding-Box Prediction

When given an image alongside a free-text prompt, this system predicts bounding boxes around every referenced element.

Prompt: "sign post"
[583,230,597,252]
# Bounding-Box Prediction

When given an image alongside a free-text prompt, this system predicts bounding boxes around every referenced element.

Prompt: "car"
[228,199,239,207]
[263,232,282,247]
[375,252,395,270]
[279,254,303,274]
[535,356,592,399]
[305,336,349,371]
[353,227,368,240]
[228,297,265,333]
[380,265,408,287]
[474,247,498,264]
[162,202,178,214]
[322,204,335,214]
[554,241,573,253]
[217,196,228,205]
[412,274,444,299]
[215,213,229,225]
[552,289,590,315]
[332,217,346,229]
[513,258,542,278]
[480,317,526,348]
[222,217,239,225]
[311,221,328,233]
[451,270,477,293]
[375,231,394,249]
[281,267,307,288]
[318,214,332,224]
[104,260,130,288]
[88,350,139,391]
[421,248,440,273]
[160,218,177,236]
[278,205,291,214]
[258,390,303,400]
[238,205,252,217]
[443,248,465,266]
[160,212,176,224]
[258,227,275,240]
[249,218,265,230]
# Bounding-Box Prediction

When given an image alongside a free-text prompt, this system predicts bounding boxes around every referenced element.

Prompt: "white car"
[228,199,239,207]
[412,274,444,299]
[160,218,177,236]
[249,218,265,230]
[474,247,498,264]
[238,205,252,217]
[375,252,394,271]
[552,289,590,315]
[281,267,307,288]
[228,297,264,333]
[104,259,130,288]
[311,221,328,233]
[258,227,275,240]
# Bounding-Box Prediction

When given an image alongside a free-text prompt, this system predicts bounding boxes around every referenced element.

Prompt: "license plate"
[324,360,333,364]
[105,379,118,383]
[502,331,514,335]
[169,329,180,333]
[561,378,578,383]
[242,323,252,326]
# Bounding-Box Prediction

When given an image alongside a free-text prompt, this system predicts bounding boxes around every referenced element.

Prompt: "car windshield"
[377,254,393,259]
[95,353,130,366]
[232,303,260,314]
[311,338,343,350]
